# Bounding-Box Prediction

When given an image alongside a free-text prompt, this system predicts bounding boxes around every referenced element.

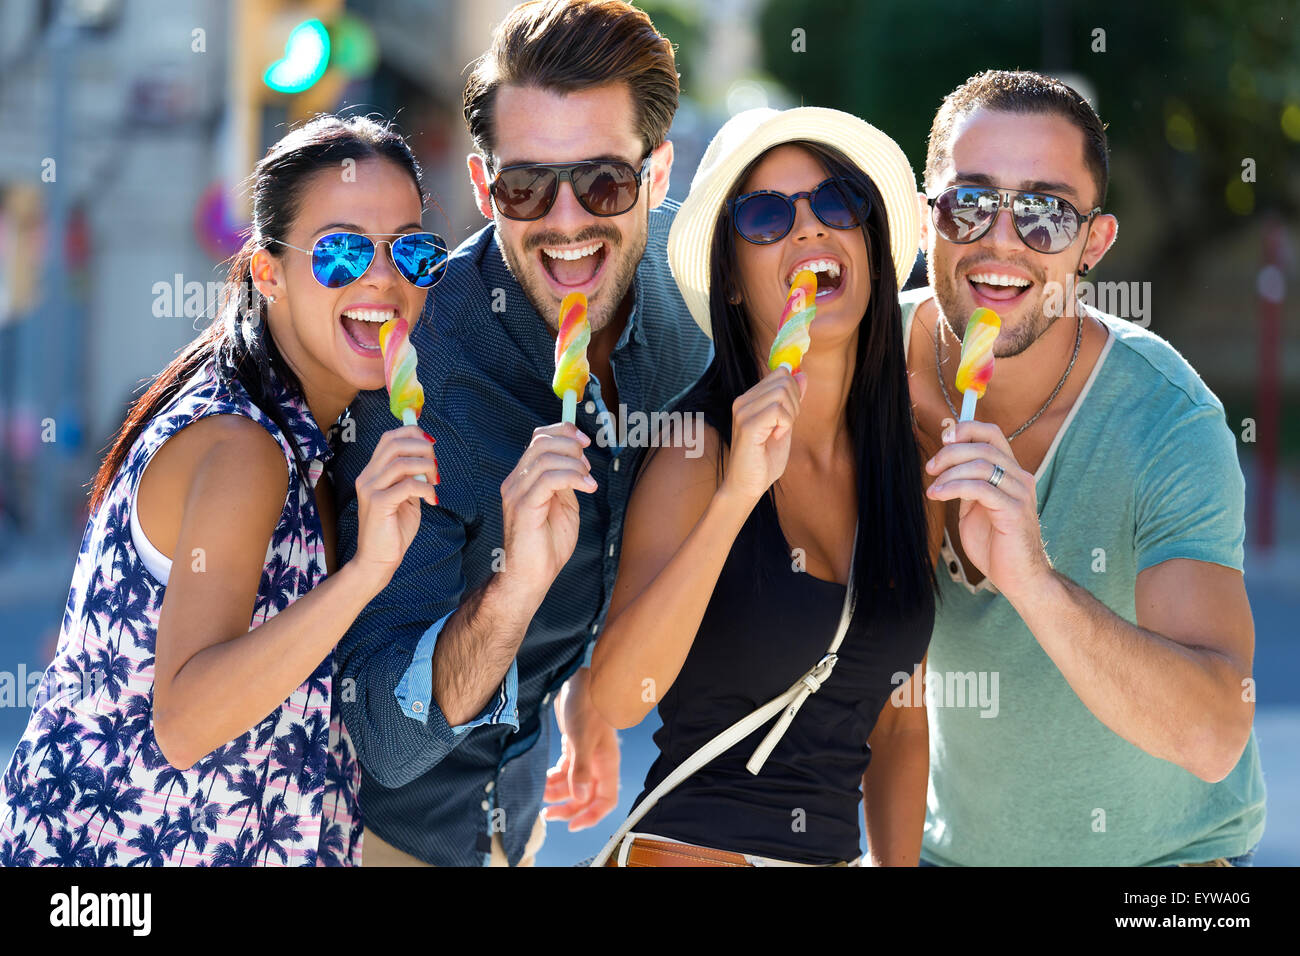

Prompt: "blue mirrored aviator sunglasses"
[267,231,449,289]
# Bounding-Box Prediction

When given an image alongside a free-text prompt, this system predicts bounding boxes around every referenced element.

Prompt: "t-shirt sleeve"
[1134,402,1245,573]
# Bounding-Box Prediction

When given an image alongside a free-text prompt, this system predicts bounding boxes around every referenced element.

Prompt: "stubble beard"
[929,256,1058,358]
[497,212,648,334]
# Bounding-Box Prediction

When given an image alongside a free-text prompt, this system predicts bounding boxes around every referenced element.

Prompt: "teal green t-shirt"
[902,289,1266,866]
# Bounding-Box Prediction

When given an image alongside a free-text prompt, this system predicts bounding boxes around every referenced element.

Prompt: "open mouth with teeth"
[967,271,1033,306]
[540,240,609,290]
[340,307,395,356]
[786,258,845,298]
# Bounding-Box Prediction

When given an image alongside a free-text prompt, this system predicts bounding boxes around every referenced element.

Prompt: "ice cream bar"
[768,269,817,374]
[379,316,430,483]
[955,307,1000,421]
[552,292,591,424]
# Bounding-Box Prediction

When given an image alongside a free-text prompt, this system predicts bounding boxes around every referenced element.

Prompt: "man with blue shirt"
[904,70,1265,866]
[331,0,710,866]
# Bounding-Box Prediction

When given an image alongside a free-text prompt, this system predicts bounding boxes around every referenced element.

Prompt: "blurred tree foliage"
[757,0,1300,272]
[639,0,706,88]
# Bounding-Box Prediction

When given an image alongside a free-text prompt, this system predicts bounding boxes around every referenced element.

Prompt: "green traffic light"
[263,18,331,94]
[332,14,378,77]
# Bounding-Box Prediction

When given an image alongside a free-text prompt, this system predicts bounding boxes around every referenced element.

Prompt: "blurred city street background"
[1,0,1297,865]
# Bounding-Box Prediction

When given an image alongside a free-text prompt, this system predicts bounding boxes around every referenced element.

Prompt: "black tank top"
[632,491,935,864]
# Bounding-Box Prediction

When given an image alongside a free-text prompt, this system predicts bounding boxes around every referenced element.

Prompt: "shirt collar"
[260,359,337,466]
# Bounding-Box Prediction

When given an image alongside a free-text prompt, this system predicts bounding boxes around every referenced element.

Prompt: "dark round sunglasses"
[488,156,652,221]
[268,231,449,289]
[727,177,871,244]
[928,185,1101,255]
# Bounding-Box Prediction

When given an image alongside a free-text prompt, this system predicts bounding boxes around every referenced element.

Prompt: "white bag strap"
[592,522,859,868]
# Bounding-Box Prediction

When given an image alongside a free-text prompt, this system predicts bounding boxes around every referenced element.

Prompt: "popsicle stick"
[401,407,428,483]
[959,389,978,422]
[562,389,577,425]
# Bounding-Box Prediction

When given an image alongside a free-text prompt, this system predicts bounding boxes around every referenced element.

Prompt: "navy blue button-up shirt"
[331,198,711,865]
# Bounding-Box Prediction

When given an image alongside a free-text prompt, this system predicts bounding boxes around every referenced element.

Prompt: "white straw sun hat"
[667,106,920,338]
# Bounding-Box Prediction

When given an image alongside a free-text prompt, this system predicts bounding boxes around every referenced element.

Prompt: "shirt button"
[481,800,490,811]
[613,458,620,472]
[485,780,495,793]
[608,543,615,557]
[590,623,599,635]
[411,700,424,714]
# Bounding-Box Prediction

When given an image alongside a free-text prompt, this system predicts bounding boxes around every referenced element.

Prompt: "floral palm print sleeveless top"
[0,359,362,866]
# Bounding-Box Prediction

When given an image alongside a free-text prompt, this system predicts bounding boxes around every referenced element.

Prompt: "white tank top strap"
[129,488,172,585]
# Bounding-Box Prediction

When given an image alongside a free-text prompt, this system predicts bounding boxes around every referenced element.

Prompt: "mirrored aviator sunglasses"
[928,185,1100,255]
[488,157,651,221]
[728,177,870,244]
[269,232,449,289]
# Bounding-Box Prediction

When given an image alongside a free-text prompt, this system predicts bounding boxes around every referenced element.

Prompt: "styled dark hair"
[463,0,679,162]
[925,69,1110,209]
[88,113,424,513]
[669,141,936,614]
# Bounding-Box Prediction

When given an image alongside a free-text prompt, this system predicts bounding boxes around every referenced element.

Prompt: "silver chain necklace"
[935,310,1083,442]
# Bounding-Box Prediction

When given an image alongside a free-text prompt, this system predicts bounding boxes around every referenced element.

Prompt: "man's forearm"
[431,571,543,726]
[1003,569,1250,780]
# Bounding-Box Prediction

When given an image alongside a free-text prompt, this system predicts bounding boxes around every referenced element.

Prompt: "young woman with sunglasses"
[588,108,942,867]
[0,115,445,866]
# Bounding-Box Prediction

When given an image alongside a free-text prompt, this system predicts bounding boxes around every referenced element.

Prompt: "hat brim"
[667,107,920,339]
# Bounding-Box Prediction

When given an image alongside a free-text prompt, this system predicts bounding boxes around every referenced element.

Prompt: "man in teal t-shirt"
[903,70,1265,866]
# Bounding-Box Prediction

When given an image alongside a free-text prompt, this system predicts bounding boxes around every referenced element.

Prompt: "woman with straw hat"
[588,106,943,867]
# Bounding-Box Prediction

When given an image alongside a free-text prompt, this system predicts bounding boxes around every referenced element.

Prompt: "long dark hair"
[672,140,935,614]
[88,114,424,514]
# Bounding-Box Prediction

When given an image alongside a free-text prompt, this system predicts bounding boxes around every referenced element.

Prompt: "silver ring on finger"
[987,463,1005,488]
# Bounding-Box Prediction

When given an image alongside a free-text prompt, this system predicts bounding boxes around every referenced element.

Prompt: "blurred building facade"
[0,0,517,555]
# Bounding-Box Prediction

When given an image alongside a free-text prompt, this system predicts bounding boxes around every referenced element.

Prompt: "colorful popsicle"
[379,316,431,484]
[954,307,1001,421]
[552,292,591,424]
[768,269,817,374]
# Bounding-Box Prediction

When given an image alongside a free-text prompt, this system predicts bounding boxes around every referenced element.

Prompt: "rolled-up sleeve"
[331,393,516,789]
[395,609,519,735]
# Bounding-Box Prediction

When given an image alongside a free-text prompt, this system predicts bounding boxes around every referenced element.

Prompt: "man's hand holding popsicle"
[493,290,599,610]
[926,306,1053,598]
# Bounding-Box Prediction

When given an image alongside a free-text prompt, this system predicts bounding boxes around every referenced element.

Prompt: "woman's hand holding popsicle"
[349,425,439,595]
[719,367,807,507]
